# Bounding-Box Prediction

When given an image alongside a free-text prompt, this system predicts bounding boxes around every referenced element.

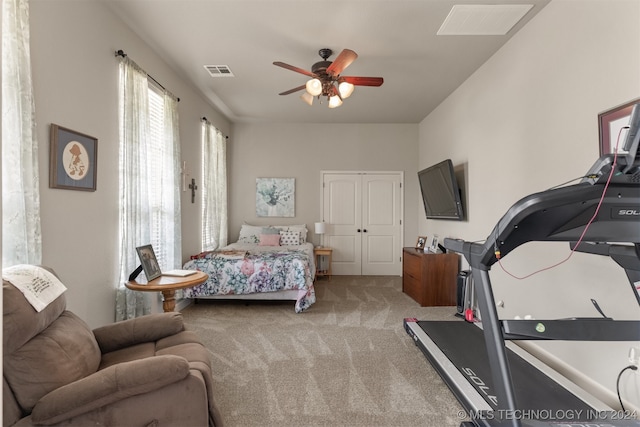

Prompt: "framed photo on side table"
[135,245,162,281]
[598,98,640,156]
[415,236,427,250]
[49,124,98,191]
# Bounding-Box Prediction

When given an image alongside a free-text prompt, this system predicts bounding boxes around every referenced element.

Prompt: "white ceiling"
[104,0,551,124]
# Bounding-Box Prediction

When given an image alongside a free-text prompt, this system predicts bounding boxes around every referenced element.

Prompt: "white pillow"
[238,224,263,244]
[279,230,301,246]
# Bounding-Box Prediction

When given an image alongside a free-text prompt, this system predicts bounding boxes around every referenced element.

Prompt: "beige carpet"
[181,275,466,427]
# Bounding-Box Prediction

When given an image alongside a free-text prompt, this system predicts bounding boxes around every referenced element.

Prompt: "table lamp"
[314,222,326,247]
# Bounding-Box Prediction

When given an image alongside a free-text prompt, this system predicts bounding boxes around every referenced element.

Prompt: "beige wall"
[29,0,230,327]
[419,0,640,409]
[229,122,419,245]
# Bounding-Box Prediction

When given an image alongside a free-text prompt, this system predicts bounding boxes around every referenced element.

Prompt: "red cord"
[497,128,624,280]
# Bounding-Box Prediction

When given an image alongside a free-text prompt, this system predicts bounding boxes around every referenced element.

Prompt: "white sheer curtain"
[116,55,152,320]
[201,121,227,251]
[2,0,42,267]
[156,90,182,269]
[115,55,182,320]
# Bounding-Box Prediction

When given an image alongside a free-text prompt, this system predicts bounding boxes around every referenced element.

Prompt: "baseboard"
[175,298,192,312]
[516,341,640,413]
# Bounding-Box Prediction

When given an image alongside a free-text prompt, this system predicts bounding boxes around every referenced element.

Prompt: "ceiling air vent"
[438,4,534,35]
[204,65,234,77]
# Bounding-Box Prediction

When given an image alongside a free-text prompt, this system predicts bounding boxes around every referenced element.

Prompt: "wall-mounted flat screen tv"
[418,159,464,220]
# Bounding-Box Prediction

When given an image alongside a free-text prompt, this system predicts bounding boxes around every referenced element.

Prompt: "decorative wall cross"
[189,178,197,203]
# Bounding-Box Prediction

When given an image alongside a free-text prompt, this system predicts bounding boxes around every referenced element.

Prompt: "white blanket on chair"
[2,265,67,312]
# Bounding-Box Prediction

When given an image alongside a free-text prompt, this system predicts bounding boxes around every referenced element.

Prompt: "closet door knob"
[357,229,361,233]
[363,229,368,233]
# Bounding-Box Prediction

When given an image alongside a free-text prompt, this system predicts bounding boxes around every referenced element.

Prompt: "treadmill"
[406,103,640,427]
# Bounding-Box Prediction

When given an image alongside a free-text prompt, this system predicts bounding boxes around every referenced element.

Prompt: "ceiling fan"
[273,48,384,108]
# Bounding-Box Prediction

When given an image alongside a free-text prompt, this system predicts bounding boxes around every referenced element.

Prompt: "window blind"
[147,85,168,268]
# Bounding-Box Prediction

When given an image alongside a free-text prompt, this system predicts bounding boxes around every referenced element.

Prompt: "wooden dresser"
[402,247,459,306]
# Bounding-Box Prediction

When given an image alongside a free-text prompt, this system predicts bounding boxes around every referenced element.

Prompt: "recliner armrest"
[93,312,185,353]
[31,355,190,425]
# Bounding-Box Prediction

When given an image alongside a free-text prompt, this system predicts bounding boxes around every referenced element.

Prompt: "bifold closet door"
[323,174,362,275]
[361,173,402,275]
[322,172,402,276]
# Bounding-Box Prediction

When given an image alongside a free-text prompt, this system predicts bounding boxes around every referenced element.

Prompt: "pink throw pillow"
[259,234,280,246]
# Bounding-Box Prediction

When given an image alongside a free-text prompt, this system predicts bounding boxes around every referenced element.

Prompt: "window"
[201,120,228,251]
[116,54,181,319]
[147,84,176,269]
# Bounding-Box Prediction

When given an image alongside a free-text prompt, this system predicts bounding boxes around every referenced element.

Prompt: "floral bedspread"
[182,243,316,313]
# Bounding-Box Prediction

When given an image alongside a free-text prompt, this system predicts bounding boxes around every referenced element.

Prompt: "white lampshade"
[338,81,355,99]
[328,95,343,108]
[314,222,326,234]
[300,92,314,106]
[305,78,322,96]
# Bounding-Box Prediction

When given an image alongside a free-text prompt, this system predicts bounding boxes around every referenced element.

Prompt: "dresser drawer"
[403,252,422,279]
[403,274,422,304]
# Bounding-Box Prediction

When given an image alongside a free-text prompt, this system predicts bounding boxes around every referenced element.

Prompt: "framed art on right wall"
[598,98,640,156]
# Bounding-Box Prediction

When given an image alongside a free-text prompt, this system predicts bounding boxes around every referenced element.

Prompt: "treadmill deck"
[405,319,639,426]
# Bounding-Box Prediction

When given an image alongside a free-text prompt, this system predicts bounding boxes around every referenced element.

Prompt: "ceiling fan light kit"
[338,81,355,99]
[305,78,323,96]
[328,95,343,109]
[300,92,314,106]
[274,48,383,109]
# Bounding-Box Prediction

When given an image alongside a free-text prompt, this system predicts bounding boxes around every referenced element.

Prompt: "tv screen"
[418,159,464,220]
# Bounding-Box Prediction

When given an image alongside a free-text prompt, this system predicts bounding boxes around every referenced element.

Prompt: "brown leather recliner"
[3,267,222,426]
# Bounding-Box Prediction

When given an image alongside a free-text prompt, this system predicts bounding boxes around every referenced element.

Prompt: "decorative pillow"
[279,230,301,246]
[272,225,308,243]
[261,227,280,235]
[238,224,263,244]
[259,234,280,246]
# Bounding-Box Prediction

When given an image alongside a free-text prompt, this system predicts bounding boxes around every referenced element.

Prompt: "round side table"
[125,270,207,312]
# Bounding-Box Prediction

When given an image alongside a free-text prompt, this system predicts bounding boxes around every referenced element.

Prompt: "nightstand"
[314,247,333,280]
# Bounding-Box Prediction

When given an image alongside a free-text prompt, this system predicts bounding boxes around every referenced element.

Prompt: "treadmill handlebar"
[443,237,465,253]
[443,238,491,270]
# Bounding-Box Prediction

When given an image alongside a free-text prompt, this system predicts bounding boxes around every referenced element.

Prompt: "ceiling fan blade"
[273,61,316,78]
[326,49,358,77]
[340,76,384,87]
[278,85,306,96]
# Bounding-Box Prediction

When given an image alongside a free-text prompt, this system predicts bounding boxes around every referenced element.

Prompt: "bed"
[181,224,316,313]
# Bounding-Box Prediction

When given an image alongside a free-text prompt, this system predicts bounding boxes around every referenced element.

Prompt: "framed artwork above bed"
[256,177,295,217]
